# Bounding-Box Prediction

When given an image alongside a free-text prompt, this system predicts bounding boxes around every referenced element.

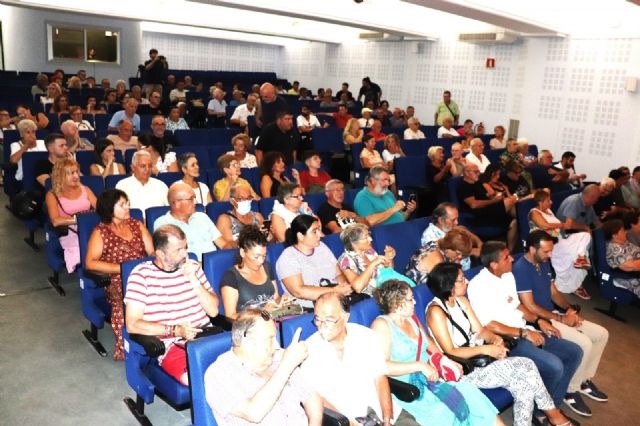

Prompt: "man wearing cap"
[358,108,374,128]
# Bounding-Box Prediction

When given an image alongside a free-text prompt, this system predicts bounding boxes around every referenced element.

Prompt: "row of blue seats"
[116,232,513,425]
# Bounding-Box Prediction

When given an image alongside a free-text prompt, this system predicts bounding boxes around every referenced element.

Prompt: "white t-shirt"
[302,323,401,421]
[358,117,374,128]
[115,176,169,218]
[467,267,526,329]
[404,128,425,140]
[230,104,256,126]
[10,140,47,181]
[382,149,401,164]
[296,114,321,128]
[465,152,491,173]
[437,126,459,138]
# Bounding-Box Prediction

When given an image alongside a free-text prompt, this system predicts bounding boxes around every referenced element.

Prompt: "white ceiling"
[6,0,640,44]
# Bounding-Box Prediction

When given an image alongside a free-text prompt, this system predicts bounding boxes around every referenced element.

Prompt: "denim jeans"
[509,335,583,407]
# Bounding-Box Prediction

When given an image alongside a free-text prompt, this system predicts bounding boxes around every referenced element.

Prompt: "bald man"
[555,184,602,233]
[153,182,233,258]
[301,293,419,426]
[255,82,289,128]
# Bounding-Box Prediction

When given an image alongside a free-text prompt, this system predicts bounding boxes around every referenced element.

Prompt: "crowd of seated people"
[6,68,638,426]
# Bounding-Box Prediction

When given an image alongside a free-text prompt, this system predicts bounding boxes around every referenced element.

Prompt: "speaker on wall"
[625,77,637,92]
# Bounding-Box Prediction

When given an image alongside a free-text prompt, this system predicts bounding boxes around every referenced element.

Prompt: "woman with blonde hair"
[343,118,364,145]
[226,133,257,168]
[45,158,97,272]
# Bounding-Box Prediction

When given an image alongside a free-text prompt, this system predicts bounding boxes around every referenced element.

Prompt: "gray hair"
[367,165,389,183]
[470,138,483,148]
[407,117,420,126]
[276,182,300,204]
[18,119,37,136]
[131,149,151,166]
[60,120,76,133]
[230,182,251,199]
[324,179,344,192]
[178,152,196,170]
[118,118,134,128]
[231,309,270,347]
[340,223,370,251]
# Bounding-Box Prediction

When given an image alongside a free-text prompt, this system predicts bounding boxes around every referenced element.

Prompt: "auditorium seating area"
[2,65,639,426]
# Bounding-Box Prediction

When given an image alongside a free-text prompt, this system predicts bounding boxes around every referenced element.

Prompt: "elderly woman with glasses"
[220,226,282,320]
[371,279,503,426]
[85,189,154,360]
[337,223,395,295]
[426,263,576,426]
[270,183,315,243]
[404,228,473,286]
[217,183,267,245]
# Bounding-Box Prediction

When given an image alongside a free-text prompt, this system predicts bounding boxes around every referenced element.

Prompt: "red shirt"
[332,113,353,129]
[367,131,387,141]
[300,170,332,192]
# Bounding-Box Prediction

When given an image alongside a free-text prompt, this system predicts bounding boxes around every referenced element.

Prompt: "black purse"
[319,279,370,306]
[435,300,496,374]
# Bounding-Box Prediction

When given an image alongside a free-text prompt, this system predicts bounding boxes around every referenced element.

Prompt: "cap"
[361,107,373,114]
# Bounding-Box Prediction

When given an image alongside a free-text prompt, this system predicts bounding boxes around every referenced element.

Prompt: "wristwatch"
[382,419,394,426]
[519,328,528,339]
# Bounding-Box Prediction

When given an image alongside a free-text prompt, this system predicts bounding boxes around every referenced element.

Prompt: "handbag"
[433,300,496,374]
[319,279,370,306]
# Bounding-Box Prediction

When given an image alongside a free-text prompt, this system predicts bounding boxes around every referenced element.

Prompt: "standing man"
[204,309,323,425]
[255,112,299,166]
[143,49,168,98]
[357,77,382,108]
[434,90,460,126]
[255,83,289,129]
[124,224,219,385]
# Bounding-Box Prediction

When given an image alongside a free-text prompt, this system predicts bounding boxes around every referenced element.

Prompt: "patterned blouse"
[338,247,380,295]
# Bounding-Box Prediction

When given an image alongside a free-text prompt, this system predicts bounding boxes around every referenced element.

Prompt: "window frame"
[46,22,121,64]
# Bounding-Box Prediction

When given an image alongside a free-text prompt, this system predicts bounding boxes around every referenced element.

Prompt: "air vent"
[458,31,519,44]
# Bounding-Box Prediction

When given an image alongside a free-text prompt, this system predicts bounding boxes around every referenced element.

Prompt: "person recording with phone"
[142,48,168,98]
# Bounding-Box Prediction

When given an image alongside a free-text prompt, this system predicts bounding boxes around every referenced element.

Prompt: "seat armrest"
[388,377,420,402]
[84,271,112,288]
[322,407,350,426]
[129,333,165,358]
[611,268,640,280]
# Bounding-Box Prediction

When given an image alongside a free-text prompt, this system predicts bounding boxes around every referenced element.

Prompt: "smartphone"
[408,194,417,204]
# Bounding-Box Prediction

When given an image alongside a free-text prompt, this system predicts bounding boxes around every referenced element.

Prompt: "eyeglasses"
[243,310,272,337]
[313,315,342,328]
[288,194,304,200]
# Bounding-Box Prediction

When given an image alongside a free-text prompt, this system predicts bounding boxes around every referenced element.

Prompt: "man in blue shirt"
[108,98,141,132]
[353,165,415,226]
[555,185,602,232]
[513,230,609,418]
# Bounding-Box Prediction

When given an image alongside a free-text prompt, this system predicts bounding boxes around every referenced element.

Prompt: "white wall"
[0,4,142,84]
[283,37,640,180]
[142,32,284,77]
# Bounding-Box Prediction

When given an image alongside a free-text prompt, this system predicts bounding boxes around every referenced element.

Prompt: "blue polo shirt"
[108,110,141,132]
[353,187,404,225]
[512,256,555,311]
[153,211,221,259]
[555,193,598,227]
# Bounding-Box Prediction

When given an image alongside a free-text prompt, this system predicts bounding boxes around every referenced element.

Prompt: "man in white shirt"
[169,80,188,104]
[466,138,491,173]
[302,292,419,426]
[10,119,46,181]
[115,150,168,218]
[358,108,375,129]
[467,241,583,413]
[229,93,257,130]
[437,116,459,138]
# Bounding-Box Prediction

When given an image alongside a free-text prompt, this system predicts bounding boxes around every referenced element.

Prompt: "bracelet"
[164,324,171,337]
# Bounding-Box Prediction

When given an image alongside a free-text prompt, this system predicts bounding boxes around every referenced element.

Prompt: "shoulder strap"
[52,192,72,217]
[444,102,456,118]
[433,300,471,346]
[411,314,423,362]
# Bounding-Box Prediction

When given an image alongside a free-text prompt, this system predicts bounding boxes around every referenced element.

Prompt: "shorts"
[160,343,187,383]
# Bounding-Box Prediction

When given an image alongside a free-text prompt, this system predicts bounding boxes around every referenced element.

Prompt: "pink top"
[56,186,91,217]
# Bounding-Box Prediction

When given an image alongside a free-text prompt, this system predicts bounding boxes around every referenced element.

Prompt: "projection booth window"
[48,24,120,64]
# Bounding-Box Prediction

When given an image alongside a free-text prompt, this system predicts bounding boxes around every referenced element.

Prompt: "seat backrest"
[311,128,344,153]
[80,175,105,196]
[304,192,327,213]
[267,243,286,294]
[344,188,361,207]
[205,201,233,223]
[592,227,611,277]
[105,173,127,189]
[77,212,102,288]
[280,313,316,347]
[258,197,276,218]
[447,176,464,210]
[515,198,536,245]
[321,232,344,258]
[21,151,49,191]
[464,265,483,281]
[202,249,239,316]
[395,156,427,189]
[410,217,430,236]
[121,257,154,294]
[187,331,231,426]
[372,221,421,272]
[348,297,381,327]
[412,284,435,328]
[171,146,212,170]
[400,139,428,157]
[157,172,183,187]
[145,206,170,233]
[187,332,232,426]
[551,188,581,214]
